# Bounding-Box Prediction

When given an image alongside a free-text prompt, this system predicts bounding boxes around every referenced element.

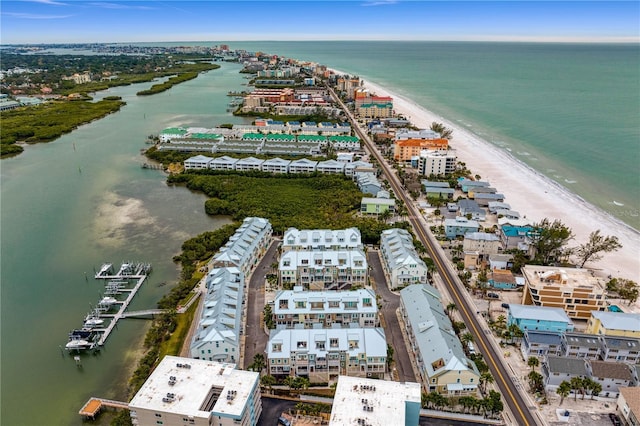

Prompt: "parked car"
[278,417,291,426]
[501,303,510,309]
[487,292,500,299]
[609,413,621,426]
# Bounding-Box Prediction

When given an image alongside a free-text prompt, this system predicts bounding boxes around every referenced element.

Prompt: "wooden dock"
[79,397,129,420]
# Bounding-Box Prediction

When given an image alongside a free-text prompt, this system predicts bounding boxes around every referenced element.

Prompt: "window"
[330,338,339,348]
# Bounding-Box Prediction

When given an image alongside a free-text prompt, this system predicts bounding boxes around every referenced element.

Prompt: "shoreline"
[330,68,639,285]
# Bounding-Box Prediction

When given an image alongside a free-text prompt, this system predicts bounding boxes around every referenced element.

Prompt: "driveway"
[243,239,280,369]
[367,250,416,384]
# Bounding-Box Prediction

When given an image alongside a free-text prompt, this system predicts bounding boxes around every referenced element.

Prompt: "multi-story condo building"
[266,328,387,383]
[272,288,379,329]
[417,150,457,177]
[329,376,421,426]
[393,138,449,162]
[379,228,428,290]
[507,304,575,333]
[128,356,261,426]
[600,336,640,363]
[209,217,272,277]
[560,332,602,360]
[190,267,243,363]
[521,265,608,320]
[617,387,640,426]
[521,330,563,360]
[586,311,640,338]
[279,249,368,290]
[281,227,363,251]
[400,284,480,395]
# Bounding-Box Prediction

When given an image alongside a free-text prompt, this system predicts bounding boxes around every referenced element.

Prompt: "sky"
[1,1,638,44]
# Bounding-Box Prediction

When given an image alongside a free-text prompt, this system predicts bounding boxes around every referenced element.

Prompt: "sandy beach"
[347,74,639,287]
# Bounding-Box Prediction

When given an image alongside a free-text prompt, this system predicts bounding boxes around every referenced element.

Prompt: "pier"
[67,262,155,351]
[79,397,129,420]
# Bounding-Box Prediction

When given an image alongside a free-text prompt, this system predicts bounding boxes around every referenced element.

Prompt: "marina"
[65,262,153,352]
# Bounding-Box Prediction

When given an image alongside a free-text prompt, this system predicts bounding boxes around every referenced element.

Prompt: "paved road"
[244,239,281,369]
[367,250,415,384]
[328,85,539,426]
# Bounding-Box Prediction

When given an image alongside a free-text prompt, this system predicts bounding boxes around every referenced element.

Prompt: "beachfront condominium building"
[379,228,428,290]
[521,265,608,320]
[281,227,363,252]
[209,217,272,277]
[128,356,261,426]
[329,376,421,426]
[400,284,480,395]
[272,287,379,329]
[190,267,243,363]
[393,138,449,162]
[417,150,457,177]
[266,327,387,383]
[586,311,640,338]
[279,249,368,290]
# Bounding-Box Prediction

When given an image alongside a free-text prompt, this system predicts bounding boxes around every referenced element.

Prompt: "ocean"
[215,41,640,230]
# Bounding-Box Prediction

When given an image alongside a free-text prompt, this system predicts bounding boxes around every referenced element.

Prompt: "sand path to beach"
[352,76,639,287]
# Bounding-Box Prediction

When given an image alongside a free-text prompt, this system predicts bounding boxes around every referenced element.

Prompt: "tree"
[461,332,474,346]
[527,371,544,393]
[617,279,639,305]
[248,353,265,372]
[587,379,602,399]
[386,344,394,369]
[527,356,540,370]
[530,218,574,265]
[459,396,477,413]
[260,374,276,393]
[556,381,571,405]
[575,230,622,267]
[480,371,494,395]
[570,376,584,401]
[430,122,453,139]
[495,315,507,330]
[446,302,457,315]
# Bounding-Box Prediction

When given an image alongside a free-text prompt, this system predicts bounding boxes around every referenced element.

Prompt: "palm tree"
[430,122,453,139]
[556,381,571,405]
[570,376,584,401]
[527,371,544,393]
[446,302,457,316]
[461,332,474,347]
[588,380,602,400]
[459,396,476,414]
[480,371,494,395]
[495,314,507,330]
[260,374,276,394]
[527,356,540,370]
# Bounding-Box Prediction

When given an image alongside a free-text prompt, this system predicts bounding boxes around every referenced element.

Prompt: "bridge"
[121,309,169,318]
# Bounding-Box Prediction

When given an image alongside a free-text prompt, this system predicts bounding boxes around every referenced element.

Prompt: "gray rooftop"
[563,332,602,349]
[524,331,562,345]
[545,356,587,376]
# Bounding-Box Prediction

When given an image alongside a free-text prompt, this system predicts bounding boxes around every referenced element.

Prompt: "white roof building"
[233,156,265,171]
[282,227,363,251]
[329,376,422,426]
[210,217,272,275]
[209,155,239,170]
[128,356,261,426]
[380,228,428,290]
[261,157,291,173]
[344,160,374,177]
[288,158,318,173]
[400,284,480,395]
[184,155,213,170]
[190,267,243,363]
[316,159,346,174]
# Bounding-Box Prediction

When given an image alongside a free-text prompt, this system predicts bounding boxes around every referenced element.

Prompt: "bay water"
[0,63,249,425]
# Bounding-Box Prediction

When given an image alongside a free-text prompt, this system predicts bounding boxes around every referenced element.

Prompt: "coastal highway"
[328,87,540,426]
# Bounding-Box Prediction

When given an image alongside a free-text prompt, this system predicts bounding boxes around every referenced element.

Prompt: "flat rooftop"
[522,265,606,291]
[128,356,258,419]
[329,375,421,426]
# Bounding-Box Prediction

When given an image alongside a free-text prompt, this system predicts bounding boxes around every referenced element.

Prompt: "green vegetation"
[167,171,391,241]
[0,98,124,157]
[607,277,639,304]
[137,71,198,95]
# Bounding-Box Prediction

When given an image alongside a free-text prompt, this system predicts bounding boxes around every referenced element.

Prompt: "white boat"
[65,338,94,351]
[99,296,118,306]
[83,315,104,328]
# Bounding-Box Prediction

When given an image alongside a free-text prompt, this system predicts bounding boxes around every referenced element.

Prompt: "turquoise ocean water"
[218,41,639,230]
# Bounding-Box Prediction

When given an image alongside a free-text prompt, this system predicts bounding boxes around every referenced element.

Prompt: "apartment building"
[379,228,428,290]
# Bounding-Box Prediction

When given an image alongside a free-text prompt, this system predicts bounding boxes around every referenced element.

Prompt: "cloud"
[2,12,73,19]
[362,0,398,6]
[87,2,154,10]
[25,0,68,5]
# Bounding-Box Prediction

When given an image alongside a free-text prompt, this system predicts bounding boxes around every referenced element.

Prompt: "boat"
[96,263,113,277]
[98,296,118,307]
[83,312,105,328]
[69,328,93,339]
[65,338,94,351]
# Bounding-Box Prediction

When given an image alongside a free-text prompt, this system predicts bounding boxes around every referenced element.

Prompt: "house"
[463,232,501,255]
[316,159,346,174]
[336,152,354,163]
[587,360,633,398]
[499,225,534,251]
[380,229,428,289]
[488,253,514,271]
[444,217,480,239]
[288,158,318,174]
[586,311,640,338]
[279,249,368,291]
[282,227,363,251]
[488,269,517,290]
[272,287,378,329]
[495,209,521,220]
[473,193,505,207]
[541,355,588,391]
[457,199,486,221]
[521,330,563,360]
[423,185,455,199]
[355,172,383,195]
[488,201,511,214]
[521,265,608,320]
[233,156,265,172]
[266,327,387,383]
[329,376,421,426]
[261,157,291,173]
[600,336,640,363]
[507,304,575,333]
[184,155,213,170]
[328,135,360,151]
[361,196,396,216]
[190,267,243,363]
[617,387,640,426]
[560,332,602,360]
[209,217,272,276]
[400,284,480,395]
[128,356,261,426]
[209,155,239,170]
[344,160,374,177]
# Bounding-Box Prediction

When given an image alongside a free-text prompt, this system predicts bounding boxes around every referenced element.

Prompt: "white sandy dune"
[355,76,639,284]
